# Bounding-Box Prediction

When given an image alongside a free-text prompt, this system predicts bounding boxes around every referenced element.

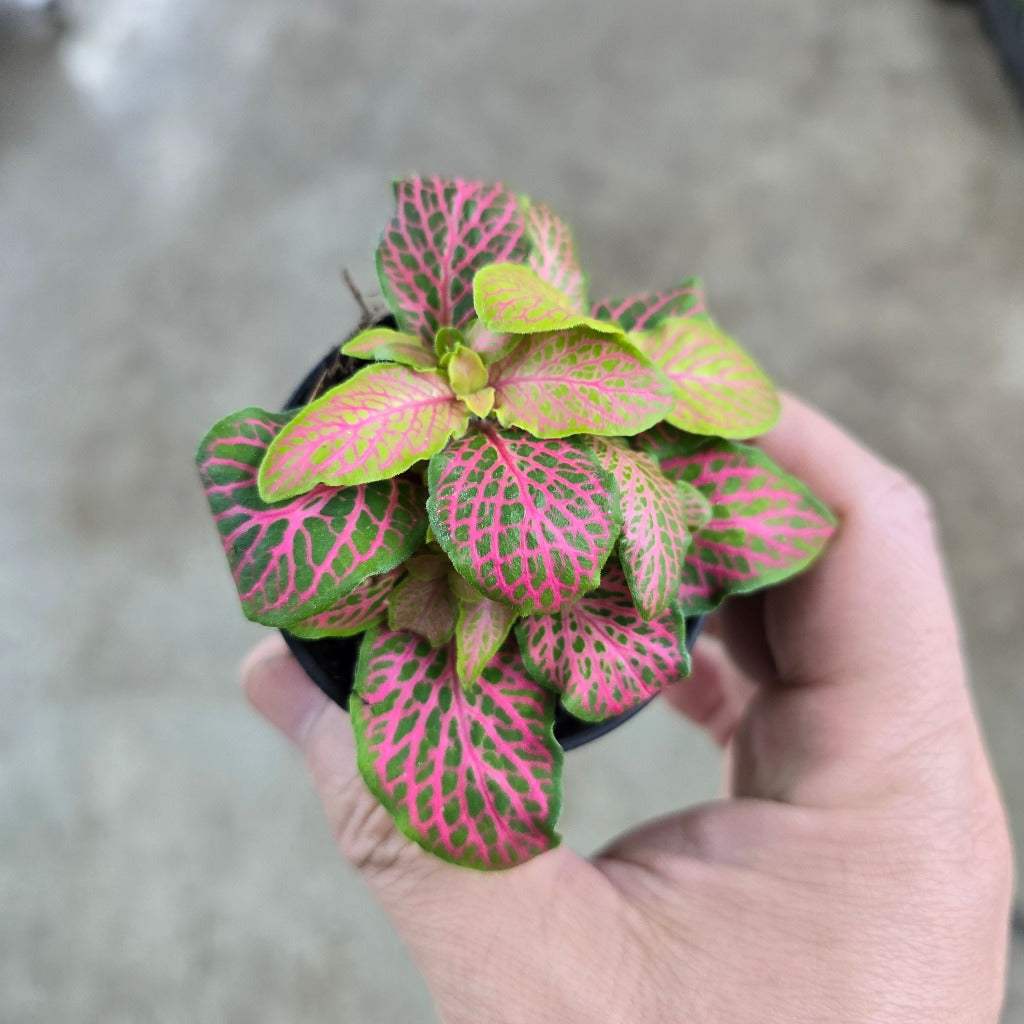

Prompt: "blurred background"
[2,0,1022,1020]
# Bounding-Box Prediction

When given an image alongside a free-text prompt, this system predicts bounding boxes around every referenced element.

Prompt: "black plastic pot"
[278,334,704,752]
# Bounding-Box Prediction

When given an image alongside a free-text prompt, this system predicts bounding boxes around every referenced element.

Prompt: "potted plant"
[196,176,835,870]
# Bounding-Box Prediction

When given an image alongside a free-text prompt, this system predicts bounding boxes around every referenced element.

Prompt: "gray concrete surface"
[1,0,1022,1020]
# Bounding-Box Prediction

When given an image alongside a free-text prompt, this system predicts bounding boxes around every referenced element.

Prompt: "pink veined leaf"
[588,437,693,619]
[453,587,519,691]
[258,364,467,500]
[521,198,588,313]
[287,568,401,639]
[388,573,458,647]
[488,329,672,438]
[196,410,426,626]
[677,481,713,531]
[427,427,622,615]
[635,424,733,530]
[352,629,562,870]
[658,439,837,614]
[474,264,622,337]
[340,327,437,368]
[376,177,528,344]
[516,562,691,723]
[632,315,781,439]
[591,277,706,332]
[632,421,707,462]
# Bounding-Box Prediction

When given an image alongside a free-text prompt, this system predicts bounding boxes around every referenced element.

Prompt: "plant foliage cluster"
[197,177,835,869]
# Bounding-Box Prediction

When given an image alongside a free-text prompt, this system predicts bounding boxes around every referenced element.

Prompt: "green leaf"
[258,364,467,499]
[632,315,780,439]
[352,630,562,869]
[474,264,623,337]
[434,327,464,361]
[428,427,622,615]
[387,574,457,646]
[341,327,437,369]
[516,562,691,722]
[588,437,693,619]
[446,345,489,396]
[462,387,495,418]
[488,329,672,438]
[521,197,588,312]
[286,568,401,639]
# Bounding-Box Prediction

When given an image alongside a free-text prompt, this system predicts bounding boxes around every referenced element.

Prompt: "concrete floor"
[2,0,1022,1020]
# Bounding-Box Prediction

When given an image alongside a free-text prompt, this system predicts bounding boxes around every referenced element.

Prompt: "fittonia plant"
[197,176,836,870]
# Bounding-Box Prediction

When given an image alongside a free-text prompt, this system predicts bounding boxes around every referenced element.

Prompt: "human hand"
[242,396,1013,1023]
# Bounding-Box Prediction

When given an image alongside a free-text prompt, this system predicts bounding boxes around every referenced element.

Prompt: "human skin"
[242,396,1014,1023]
